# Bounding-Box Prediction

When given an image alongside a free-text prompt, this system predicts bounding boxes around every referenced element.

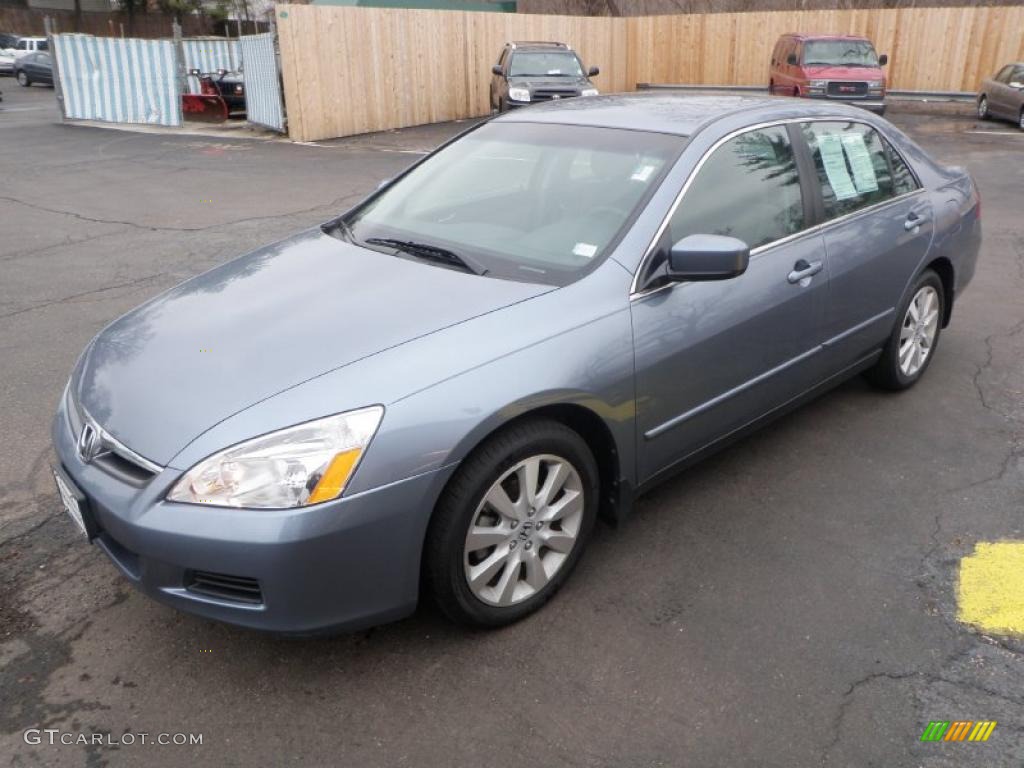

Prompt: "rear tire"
[865,269,944,391]
[1018,108,1024,131]
[16,70,30,87]
[425,419,599,628]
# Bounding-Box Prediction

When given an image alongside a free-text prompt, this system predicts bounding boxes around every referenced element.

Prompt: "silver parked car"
[977,63,1024,130]
[52,95,981,633]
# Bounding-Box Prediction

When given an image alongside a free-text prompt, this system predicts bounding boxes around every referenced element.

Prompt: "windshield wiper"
[364,238,488,276]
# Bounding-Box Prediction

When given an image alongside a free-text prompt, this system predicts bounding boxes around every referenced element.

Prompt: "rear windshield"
[509,51,584,78]
[341,122,686,286]
[803,40,878,68]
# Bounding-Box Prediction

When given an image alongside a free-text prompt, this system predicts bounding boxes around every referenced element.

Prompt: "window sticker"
[631,164,656,182]
[840,133,879,194]
[818,133,858,201]
[573,242,598,258]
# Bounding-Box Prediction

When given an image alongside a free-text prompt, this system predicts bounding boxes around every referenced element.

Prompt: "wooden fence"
[626,5,1024,95]
[277,4,629,141]
[276,3,1024,142]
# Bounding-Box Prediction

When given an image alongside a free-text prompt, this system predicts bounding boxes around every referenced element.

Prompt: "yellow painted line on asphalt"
[958,541,1024,635]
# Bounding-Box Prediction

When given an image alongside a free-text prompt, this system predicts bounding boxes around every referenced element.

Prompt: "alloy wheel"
[1019,110,1024,131]
[17,71,28,87]
[463,454,584,607]
[898,285,940,377]
[977,97,987,119]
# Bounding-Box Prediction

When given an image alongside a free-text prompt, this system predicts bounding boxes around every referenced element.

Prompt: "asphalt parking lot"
[2,83,1023,767]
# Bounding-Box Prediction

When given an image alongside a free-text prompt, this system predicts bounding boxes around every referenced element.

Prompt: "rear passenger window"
[887,141,919,196]
[668,126,804,249]
[801,122,894,219]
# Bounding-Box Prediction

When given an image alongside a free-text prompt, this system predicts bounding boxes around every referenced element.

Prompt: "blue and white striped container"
[238,33,285,132]
[52,34,181,127]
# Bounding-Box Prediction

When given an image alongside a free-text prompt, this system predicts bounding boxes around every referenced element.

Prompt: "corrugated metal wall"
[237,33,285,132]
[181,38,240,94]
[52,34,181,126]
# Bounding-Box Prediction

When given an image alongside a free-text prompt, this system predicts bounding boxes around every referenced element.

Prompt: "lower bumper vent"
[186,570,263,605]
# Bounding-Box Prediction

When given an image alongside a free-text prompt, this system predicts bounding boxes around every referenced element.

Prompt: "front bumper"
[52,396,454,634]
[804,94,886,114]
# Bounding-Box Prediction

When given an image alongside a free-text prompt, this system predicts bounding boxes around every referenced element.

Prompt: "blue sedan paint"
[53,94,981,633]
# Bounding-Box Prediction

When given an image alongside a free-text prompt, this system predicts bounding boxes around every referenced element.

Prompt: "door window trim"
[630,115,925,300]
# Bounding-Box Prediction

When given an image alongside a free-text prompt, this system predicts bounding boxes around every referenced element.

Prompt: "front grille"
[186,571,264,605]
[532,88,579,101]
[827,81,868,98]
[67,389,161,485]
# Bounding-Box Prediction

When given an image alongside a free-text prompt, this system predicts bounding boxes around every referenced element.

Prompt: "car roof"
[507,41,571,51]
[494,92,881,138]
[781,33,872,42]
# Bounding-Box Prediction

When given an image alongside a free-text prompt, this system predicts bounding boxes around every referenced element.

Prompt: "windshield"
[509,51,584,78]
[343,123,685,285]
[803,40,878,67]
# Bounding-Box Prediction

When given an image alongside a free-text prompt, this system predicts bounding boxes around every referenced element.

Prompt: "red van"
[769,33,888,115]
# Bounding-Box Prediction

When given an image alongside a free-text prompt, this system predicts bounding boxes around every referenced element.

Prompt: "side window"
[885,139,919,197]
[668,126,805,250]
[16,40,26,50]
[801,122,895,220]
[38,40,48,51]
[1011,66,1024,86]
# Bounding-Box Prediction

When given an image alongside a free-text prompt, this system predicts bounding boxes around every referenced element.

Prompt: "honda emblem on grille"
[78,422,102,463]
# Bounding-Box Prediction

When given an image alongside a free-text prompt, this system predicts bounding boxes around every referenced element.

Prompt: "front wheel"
[866,269,944,391]
[425,419,599,628]
[16,70,30,87]
[977,96,989,120]
[1018,108,1024,131]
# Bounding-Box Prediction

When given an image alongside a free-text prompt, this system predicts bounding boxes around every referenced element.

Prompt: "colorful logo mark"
[920,721,997,742]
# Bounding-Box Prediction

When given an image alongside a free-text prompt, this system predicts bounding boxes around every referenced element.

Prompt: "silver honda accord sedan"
[52,94,981,633]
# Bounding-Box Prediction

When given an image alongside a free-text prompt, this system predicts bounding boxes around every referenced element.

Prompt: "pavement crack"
[0,273,171,321]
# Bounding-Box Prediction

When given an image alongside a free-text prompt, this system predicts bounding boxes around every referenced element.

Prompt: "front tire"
[866,269,944,391]
[16,70,30,87]
[977,95,989,120]
[1018,108,1024,131]
[425,419,599,628]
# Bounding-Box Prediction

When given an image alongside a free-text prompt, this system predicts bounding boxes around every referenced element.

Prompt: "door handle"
[787,259,823,284]
[904,211,930,231]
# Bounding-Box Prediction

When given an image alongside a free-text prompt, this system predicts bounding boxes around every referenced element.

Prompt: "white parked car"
[11,37,47,60]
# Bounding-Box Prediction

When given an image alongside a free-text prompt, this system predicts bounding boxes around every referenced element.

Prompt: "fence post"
[44,16,67,120]
[172,18,187,98]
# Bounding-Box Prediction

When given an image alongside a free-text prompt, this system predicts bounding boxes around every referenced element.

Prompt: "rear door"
[631,124,828,482]
[990,65,1015,118]
[798,120,933,371]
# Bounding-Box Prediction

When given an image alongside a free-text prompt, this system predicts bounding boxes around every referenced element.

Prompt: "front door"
[631,124,828,483]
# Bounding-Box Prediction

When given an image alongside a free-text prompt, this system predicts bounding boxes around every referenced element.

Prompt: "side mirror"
[667,234,749,282]
[878,53,889,66]
[588,66,600,77]
[786,53,798,66]
[491,64,502,76]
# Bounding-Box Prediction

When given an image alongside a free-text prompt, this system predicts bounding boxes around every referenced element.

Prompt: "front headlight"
[507,86,530,102]
[167,407,383,509]
[581,88,599,97]
[808,79,828,88]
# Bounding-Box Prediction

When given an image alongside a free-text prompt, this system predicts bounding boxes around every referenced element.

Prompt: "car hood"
[75,229,551,466]
[803,64,884,81]
[508,75,589,90]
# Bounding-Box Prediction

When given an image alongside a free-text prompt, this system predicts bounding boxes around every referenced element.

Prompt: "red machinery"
[181,69,229,123]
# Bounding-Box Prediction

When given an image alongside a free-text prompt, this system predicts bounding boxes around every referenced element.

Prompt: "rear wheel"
[977,95,989,119]
[425,419,599,628]
[866,269,944,391]
[16,70,30,87]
